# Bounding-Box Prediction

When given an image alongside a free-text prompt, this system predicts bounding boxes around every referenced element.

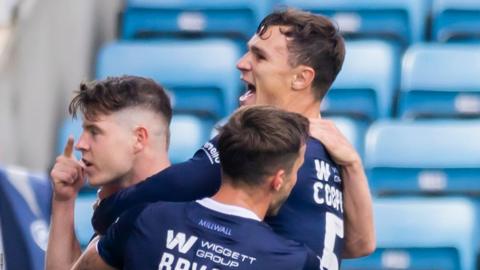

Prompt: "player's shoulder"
[305,136,339,168]
[306,137,328,156]
[254,226,318,269]
[252,223,311,254]
[140,201,188,218]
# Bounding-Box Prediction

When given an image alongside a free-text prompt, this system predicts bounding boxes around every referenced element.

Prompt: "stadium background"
[0,0,480,269]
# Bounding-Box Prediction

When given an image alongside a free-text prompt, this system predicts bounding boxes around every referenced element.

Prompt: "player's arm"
[92,138,221,234]
[70,237,115,270]
[309,119,375,258]
[46,137,86,270]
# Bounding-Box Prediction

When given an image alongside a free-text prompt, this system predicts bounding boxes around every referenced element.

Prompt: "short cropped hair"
[218,105,309,187]
[68,75,172,126]
[258,8,345,100]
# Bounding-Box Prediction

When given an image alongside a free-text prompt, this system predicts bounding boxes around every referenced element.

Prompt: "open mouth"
[82,158,93,167]
[239,81,256,105]
[246,82,256,93]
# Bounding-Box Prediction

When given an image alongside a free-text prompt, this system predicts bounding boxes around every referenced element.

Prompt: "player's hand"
[309,118,361,167]
[50,136,86,202]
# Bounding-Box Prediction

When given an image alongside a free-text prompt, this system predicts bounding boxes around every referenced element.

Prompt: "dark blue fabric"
[98,201,320,269]
[93,137,345,266]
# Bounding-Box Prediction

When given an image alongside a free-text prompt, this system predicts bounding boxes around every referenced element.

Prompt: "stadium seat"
[321,40,398,121]
[121,0,271,41]
[57,117,83,160]
[432,0,480,43]
[326,116,368,159]
[97,39,242,119]
[364,120,480,195]
[279,0,428,45]
[169,114,215,164]
[398,44,480,119]
[0,166,51,270]
[343,197,479,270]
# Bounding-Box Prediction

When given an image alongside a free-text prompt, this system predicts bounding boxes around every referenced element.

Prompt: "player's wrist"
[52,193,78,204]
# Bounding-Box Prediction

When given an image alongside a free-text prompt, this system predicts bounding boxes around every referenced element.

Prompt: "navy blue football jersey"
[93,137,344,269]
[98,198,321,270]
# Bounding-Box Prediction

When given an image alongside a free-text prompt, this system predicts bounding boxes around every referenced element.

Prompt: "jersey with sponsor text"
[97,198,320,270]
[93,137,345,269]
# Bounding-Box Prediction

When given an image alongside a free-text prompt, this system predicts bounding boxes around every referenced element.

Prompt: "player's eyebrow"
[250,44,269,60]
[82,123,103,133]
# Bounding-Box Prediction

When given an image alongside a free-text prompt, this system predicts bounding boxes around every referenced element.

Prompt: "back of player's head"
[257,8,345,100]
[69,75,172,126]
[218,105,309,187]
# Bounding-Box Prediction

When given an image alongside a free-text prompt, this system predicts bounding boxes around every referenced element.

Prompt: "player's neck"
[282,92,321,118]
[128,152,171,187]
[212,182,269,221]
[99,152,170,199]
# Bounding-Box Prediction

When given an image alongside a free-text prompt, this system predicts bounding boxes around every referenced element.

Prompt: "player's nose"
[236,52,251,72]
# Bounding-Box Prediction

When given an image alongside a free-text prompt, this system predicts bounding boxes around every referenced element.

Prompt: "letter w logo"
[166,230,198,254]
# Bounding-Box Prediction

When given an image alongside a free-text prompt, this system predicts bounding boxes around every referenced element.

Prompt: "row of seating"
[58,38,480,165]
[343,197,480,270]
[120,0,480,45]
[327,41,480,121]
[95,39,480,122]
[60,115,480,198]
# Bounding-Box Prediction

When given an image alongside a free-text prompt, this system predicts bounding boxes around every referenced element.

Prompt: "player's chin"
[86,174,106,187]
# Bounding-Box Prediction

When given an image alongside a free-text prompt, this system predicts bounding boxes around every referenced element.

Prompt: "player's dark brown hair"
[257,8,345,100]
[69,75,172,125]
[218,105,309,187]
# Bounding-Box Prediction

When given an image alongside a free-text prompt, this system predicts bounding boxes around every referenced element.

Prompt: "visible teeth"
[239,90,253,101]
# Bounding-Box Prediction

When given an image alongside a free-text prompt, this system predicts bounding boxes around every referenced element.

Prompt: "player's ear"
[133,126,148,153]
[270,169,286,191]
[291,65,315,91]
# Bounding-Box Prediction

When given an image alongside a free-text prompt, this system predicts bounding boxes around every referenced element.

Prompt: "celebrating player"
[46,76,172,270]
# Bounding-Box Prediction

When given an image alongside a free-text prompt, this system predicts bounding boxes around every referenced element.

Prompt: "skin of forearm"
[45,199,82,270]
[341,160,376,258]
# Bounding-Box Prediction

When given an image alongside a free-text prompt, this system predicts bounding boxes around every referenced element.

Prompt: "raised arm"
[92,139,222,234]
[46,137,86,270]
[70,237,115,270]
[309,119,375,258]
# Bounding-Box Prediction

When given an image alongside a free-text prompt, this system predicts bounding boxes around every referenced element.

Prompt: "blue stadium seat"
[326,116,368,159]
[169,114,215,164]
[321,40,398,121]
[57,117,83,160]
[343,197,479,270]
[365,120,480,195]
[74,193,97,248]
[432,0,480,43]
[399,44,480,119]
[97,39,242,119]
[0,166,51,270]
[279,0,428,45]
[122,0,270,41]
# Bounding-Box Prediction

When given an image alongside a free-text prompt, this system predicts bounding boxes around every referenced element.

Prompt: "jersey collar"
[196,198,262,222]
